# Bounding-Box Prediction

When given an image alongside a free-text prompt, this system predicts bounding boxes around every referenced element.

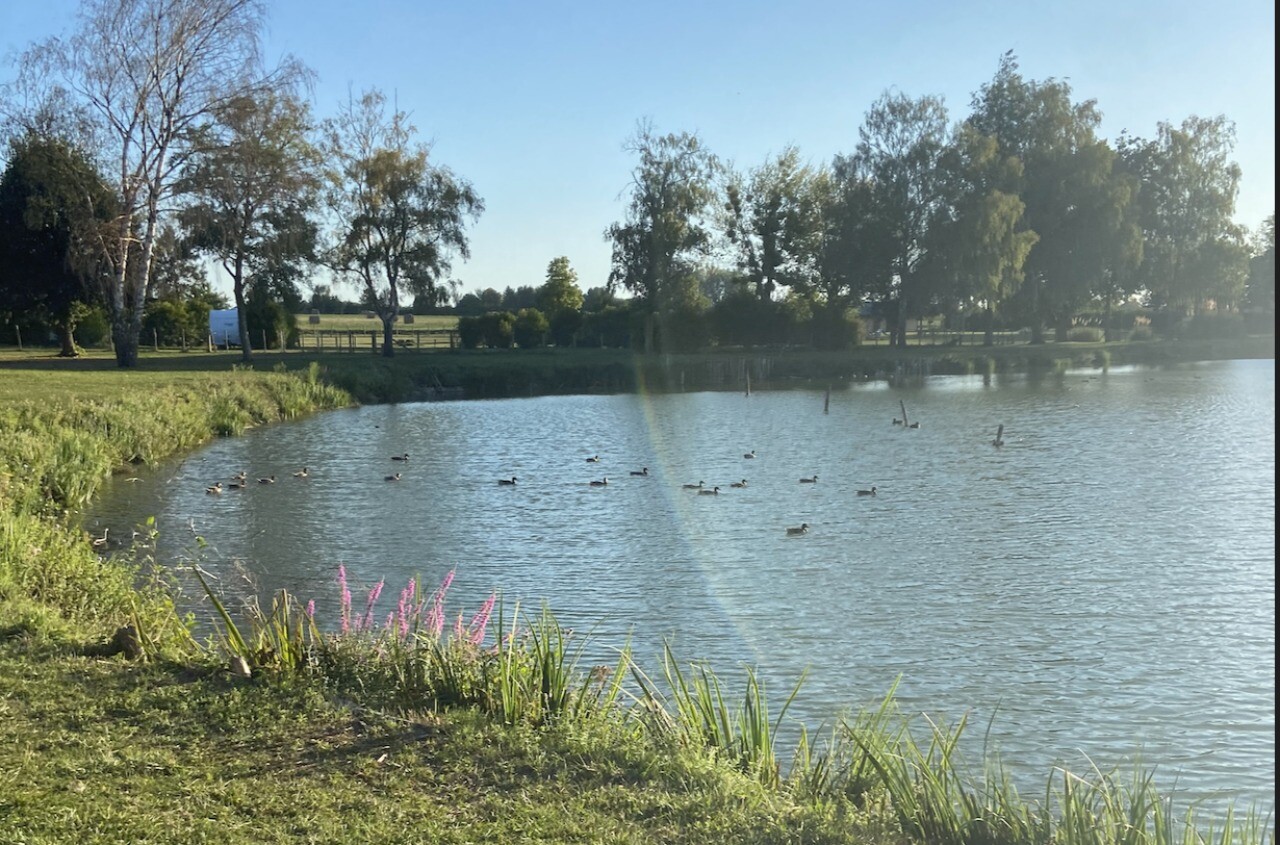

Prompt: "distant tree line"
[0,6,1272,360]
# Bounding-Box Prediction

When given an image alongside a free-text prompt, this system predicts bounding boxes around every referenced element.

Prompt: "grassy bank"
[0,349,1274,844]
[4,332,1271,404]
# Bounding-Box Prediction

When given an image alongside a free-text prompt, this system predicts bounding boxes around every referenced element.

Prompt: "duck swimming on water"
[786,523,809,536]
[630,467,649,476]
[385,473,402,482]
[589,477,608,487]
[857,486,877,497]
[682,481,704,490]
[799,475,818,484]
[498,477,517,485]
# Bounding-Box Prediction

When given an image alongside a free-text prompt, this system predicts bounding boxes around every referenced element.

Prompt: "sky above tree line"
[2,0,1274,302]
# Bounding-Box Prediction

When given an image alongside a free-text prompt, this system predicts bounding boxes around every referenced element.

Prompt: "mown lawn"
[0,637,876,845]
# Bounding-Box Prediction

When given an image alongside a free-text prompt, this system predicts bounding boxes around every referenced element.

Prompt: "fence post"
[14,325,21,351]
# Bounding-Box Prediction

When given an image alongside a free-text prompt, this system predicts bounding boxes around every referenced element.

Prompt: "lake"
[86,358,1276,815]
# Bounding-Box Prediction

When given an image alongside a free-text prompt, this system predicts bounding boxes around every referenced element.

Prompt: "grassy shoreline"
[0,344,1274,843]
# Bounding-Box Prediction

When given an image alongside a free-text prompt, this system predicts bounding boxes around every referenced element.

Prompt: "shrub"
[513,308,549,349]
[75,307,110,347]
[547,308,582,347]
[1066,326,1104,343]
[809,307,863,351]
[478,311,515,349]
[142,299,205,347]
[457,315,484,349]
[1174,312,1246,340]
[1129,325,1153,341]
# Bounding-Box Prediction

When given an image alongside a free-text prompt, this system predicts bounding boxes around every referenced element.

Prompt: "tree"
[927,126,1039,346]
[846,91,952,347]
[722,146,824,300]
[1118,116,1243,316]
[180,91,321,361]
[323,89,483,357]
[0,132,114,356]
[967,53,1133,343]
[536,257,584,314]
[12,0,297,366]
[605,121,719,352]
[1245,215,1275,313]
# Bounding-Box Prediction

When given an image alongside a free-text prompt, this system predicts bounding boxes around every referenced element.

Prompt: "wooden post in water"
[745,368,751,396]
[900,399,909,427]
[824,386,831,414]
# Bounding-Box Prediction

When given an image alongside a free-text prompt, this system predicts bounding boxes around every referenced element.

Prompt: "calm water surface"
[88,359,1276,814]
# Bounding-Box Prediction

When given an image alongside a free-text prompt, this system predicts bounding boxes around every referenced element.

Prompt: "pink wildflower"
[467,593,496,645]
[337,565,352,634]
[397,579,416,639]
[306,599,315,618]
[359,579,385,632]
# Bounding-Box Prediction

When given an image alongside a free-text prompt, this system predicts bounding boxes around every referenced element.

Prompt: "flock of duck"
[193,418,1007,538]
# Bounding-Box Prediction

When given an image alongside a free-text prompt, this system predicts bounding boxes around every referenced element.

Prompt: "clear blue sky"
[3,0,1275,301]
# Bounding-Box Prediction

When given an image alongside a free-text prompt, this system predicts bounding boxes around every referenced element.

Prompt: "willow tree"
[0,132,115,355]
[10,0,296,366]
[323,89,483,357]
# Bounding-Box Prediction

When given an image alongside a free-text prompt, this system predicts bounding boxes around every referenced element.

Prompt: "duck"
[681,481,705,490]
[231,470,248,482]
[391,453,410,462]
[799,475,818,484]
[891,418,904,426]
[589,477,608,487]
[385,473,402,482]
[90,527,110,548]
[857,486,877,497]
[992,424,1005,447]
[730,479,748,488]
[227,480,247,490]
[908,421,920,429]
[698,486,720,495]
[786,523,809,536]
[498,477,518,485]
[292,467,309,478]
[629,467,649,476]
[585,455,601,463]
[206,482,223,495]
[743,450,756,459]
[257,475,276,484]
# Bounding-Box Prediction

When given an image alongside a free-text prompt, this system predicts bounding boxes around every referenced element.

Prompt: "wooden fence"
[295,328,458,352]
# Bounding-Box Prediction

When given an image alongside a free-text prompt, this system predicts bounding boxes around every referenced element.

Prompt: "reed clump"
[189,563,1274,845]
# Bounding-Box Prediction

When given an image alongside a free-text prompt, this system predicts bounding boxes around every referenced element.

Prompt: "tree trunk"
[113,321,139,368]
[57,321,79,358]
[381,314,395,357]
[1054,313,1071,342]
[984,305,995,347]
[234,259,252,363]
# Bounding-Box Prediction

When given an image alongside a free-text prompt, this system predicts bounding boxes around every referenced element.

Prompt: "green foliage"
[536,256,584,316]
[456,314,484,349]
[710,292,794,347]
[142,298,209,346]
[477,311,515,348]
[243,293,298,350]
[1067,327,1105,342]
[512,307,549,349]
[75,306,110,347]
[1174,312,1246,340]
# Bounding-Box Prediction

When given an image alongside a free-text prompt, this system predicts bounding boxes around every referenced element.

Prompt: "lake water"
[86,359,1276,816]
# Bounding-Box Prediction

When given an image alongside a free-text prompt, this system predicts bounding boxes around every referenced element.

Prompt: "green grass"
[295,312,459,332]
[0,636,868,845]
